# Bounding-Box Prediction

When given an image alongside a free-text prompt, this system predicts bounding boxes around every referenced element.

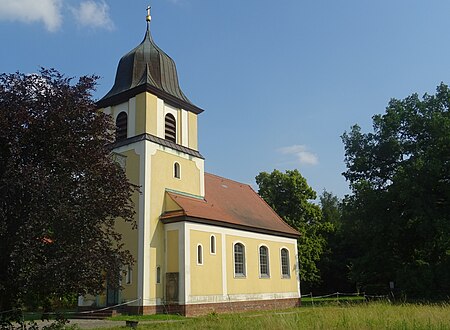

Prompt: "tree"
[256,169,333,286]
[341,83,450,298]
[309,190,356,294]
[0,69,136,313]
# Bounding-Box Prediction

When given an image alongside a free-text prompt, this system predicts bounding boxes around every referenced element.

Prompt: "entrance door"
[106,283,119,306]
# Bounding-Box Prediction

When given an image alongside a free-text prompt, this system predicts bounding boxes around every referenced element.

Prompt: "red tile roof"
[161,173,300,238]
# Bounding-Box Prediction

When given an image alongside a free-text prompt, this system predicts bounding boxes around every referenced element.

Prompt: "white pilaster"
[181,109,189,147]
[128,97,136,137]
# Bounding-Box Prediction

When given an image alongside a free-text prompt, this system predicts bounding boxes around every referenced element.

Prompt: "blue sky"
[2,0,450,199]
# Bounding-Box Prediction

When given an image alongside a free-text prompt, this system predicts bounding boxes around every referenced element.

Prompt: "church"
[79,9,301,316]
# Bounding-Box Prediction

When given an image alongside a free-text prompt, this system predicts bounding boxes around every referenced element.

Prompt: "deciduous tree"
[341,83,450,298]
[256,169,333,286]
[0,69,136,312]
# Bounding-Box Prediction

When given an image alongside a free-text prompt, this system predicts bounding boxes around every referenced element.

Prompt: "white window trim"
[233,241,247,278]
[210,234,216,255]
[114,108,128,121]
[280,247,291,279]
[197,244,203,265]
[258,244,270,279]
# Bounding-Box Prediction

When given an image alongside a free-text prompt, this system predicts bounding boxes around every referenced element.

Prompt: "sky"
[2,0,450,200]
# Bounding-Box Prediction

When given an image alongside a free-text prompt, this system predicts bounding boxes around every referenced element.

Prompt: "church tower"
[94,8,206,311]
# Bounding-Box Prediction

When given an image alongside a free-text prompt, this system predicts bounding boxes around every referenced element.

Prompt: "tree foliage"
[256,169,333,285]
[341,83,450,298]
[0,69,136,311]
[307,190,356,294]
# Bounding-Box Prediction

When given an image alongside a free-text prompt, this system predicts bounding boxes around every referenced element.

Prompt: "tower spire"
[146,5,152,25]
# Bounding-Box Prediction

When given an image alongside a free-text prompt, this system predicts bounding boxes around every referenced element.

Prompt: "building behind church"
[79,10,301,316]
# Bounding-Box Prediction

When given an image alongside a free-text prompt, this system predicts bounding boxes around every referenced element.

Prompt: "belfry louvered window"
[116,112,128,141]
[165,113,176,143]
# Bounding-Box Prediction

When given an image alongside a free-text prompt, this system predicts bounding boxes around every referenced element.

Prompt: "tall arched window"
[174,162,180,179]
[259,246,269,277]
[197,244,203,265]
[281,248,290,278]
[116,112,128,141]
[234,243,246,277]
[165,113,176,143]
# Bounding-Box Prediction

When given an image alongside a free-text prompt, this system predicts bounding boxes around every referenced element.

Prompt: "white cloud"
[0,0,63,32]
[71,1,114,30]
[279,145,319,166]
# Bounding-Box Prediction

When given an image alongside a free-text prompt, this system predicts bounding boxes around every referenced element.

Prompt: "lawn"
[101,302,450,329]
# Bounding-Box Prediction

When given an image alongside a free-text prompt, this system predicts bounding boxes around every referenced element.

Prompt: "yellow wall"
[188,112,198,150]
[167,230,179,272]
[114,149,140,303]
[149,150,202,302]
[190,231,223,296]
[225,236,298,295]
[187,227,298,299]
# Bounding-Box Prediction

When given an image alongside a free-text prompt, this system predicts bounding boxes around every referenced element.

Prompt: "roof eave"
[97,83,204,114]
[160,215,300,239]
[108,133,204,159]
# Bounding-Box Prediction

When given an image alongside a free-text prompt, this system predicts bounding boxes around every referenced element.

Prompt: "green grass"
[301,295,366,306]
[95,302,450,330]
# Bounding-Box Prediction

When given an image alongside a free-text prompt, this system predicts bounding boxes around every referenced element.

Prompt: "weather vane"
[146,5,152,23]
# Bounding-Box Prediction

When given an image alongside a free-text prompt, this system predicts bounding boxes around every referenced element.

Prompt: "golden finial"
[146,6,152,23]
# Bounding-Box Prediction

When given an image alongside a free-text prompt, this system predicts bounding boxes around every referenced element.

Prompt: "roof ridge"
[205,172,252,188]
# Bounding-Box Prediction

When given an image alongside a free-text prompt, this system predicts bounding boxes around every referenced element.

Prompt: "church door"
[106,283,119,306]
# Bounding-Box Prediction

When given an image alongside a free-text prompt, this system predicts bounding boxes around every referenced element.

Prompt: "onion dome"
[98,20,203,114]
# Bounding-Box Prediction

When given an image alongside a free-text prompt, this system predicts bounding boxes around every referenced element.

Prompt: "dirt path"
[33,318,186,329]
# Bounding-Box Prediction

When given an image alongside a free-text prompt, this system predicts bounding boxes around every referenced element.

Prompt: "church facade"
[79,13,301,316]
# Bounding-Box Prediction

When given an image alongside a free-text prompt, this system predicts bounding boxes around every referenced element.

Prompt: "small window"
[174,162,180,179]
[165,113,176,143]
[197,244,203,265]
[116,112,128,141]
[156,266,161,284]
[281,248,290,278]
[259,246,269,278]
[210,235,216,254]
[125,265,132,284]
[234,243,246,277]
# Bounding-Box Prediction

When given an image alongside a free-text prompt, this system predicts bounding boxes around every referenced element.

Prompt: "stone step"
[72,309,120,320]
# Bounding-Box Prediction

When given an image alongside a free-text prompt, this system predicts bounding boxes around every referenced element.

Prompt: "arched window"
[174,162,180,179]
[234,243,245,277]
[116,112,128,141]
[165,113,176,143]
[197,244,203,265]
[281,248,290,278]
[259,246,269,277]
[156,266,161,284]
[210,235,216,254]
[125,265,132,284]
